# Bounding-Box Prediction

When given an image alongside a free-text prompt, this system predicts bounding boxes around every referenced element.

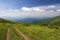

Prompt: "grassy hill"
[0,16,60,40]
[36,16,60,25]
[0,18,24,40]
[0,16,60,25]
[15,16,60,40]
[17,16,60,25]
[50,16,60,25]
[0,18,13,23]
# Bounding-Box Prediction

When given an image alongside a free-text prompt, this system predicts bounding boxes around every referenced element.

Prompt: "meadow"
[0,16,60,40]
[0,22,60,40]
[9,26,24,40]
[16,23,60,40]
[0,23,11,40]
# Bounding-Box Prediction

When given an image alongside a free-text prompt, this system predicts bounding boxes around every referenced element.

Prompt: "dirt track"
[13,26,31,40]
[5,28,9,40]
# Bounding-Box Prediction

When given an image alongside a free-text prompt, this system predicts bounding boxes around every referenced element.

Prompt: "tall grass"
[16,23,60,40]
[9,26,24,40]
[0,23,11,40]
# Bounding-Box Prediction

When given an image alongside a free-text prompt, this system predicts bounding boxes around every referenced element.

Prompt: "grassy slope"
[0,16,60,40]
[16,23,60,40]
[50,16,60,25]
[28,16,60,25]
[9,26,24,40]
[15,16,60,40]
[0,18,12,40]
[0,18,23,40]
[0,23,11,40]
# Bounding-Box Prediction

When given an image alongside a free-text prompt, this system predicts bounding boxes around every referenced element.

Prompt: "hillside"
[50,16,60,25]
[0,17,60,40]
[1,16,60,25]
[0,18,13,23]
[17,16,60,25]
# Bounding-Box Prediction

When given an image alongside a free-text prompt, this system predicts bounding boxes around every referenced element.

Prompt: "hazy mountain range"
[1,16,60,25]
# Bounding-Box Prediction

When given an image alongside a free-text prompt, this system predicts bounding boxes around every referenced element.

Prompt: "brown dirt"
[13,26,31,40]
[5,28,9,40]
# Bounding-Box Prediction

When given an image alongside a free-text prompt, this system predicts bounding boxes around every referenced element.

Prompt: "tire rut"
[5,28,9,40]
[13,26,31,40]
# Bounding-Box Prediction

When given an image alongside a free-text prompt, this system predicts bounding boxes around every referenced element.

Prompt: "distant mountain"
[16,16,60,25]
[16,18,51,24]
[16,18,38,24]
[50,16,60,25]
[1,16,60,25]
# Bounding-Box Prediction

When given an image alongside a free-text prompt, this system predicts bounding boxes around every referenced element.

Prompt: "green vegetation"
[16,23,60,40]
[0,16,60,40]
[14,16,60,40]
[9,26,24,40]
[50,16,60,25]
[22,16,60,25]
[0,19,23,40]
[0,18,13,23]
[0,23,11,40]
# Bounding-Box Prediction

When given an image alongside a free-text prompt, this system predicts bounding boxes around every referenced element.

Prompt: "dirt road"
[13,26,31,40]
[5,28,9,40]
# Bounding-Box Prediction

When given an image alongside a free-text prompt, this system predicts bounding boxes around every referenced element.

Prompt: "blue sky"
[0,0,60,19]
[0,0,60,10]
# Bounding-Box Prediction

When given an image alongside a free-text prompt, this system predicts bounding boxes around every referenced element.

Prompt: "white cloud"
[21,7,46,12]
[47,5,56,8]
[56,9,60,12]
[9,9,13,11]
[21,7,32,11]
[1,11,5,13]
[48,10,54,12]
[21,5,56,12]
[9,9,19,12]
[32,8,45,12]
[0,4,60,18]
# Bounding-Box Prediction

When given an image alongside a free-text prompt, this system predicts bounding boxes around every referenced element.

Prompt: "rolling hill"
[0,16,60,40]
[50,16,60,25]
[0,18,13,23]
[0,16,60,25]
[16,16,60,25]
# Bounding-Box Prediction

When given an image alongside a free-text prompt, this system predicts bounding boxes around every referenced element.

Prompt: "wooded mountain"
[0,16,60,25]
[16,16,60,25]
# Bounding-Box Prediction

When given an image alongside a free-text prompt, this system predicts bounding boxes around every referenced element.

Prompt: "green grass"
[0,22,60,40]
[16,23,60,40]
[0,23,24,40]
[0,16,60,40]
[0,23,11,40]
[9,26,24,40]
